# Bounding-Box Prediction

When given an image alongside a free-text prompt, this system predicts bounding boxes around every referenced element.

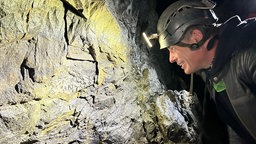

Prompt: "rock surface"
[0,0,200,143]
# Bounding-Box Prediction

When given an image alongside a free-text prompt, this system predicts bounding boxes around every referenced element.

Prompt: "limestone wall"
[0,0,199,143]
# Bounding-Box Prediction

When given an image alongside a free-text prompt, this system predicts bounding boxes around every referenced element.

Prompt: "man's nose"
[168,48,176,63]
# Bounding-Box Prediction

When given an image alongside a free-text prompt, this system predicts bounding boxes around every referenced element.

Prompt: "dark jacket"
[200,16,256,144]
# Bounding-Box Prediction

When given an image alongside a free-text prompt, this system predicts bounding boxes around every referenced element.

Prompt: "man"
[154,0,256,143]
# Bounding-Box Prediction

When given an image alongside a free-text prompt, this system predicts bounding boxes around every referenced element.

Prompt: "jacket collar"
[209,15,242,79]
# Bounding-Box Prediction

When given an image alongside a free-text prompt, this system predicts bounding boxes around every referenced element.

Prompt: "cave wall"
[0,0,200,143]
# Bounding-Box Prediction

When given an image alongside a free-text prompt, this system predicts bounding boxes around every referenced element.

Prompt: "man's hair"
[181,25,218,43]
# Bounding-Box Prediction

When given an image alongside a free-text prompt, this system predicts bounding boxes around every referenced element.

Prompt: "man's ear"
[192,29,203,42]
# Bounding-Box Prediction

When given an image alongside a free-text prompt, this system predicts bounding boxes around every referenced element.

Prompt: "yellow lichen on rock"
[90,5,127,62]
[87,3,128,85]
[40,109,73,135]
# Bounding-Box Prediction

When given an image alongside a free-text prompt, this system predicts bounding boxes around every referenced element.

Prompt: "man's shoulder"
[221,15,256,35]
[210,16,256,77]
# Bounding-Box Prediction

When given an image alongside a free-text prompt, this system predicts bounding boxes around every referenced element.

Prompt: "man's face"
[168,45,205,74]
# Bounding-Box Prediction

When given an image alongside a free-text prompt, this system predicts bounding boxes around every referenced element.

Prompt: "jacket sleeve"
[248,48,256,96]
[238,47,256,97]
[238,18,256,96]
[227,47,256,142]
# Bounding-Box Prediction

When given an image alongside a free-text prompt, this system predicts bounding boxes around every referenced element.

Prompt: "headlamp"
[142,32,158,47]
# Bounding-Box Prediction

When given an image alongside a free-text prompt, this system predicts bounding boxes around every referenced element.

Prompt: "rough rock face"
[0,0,200,143]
